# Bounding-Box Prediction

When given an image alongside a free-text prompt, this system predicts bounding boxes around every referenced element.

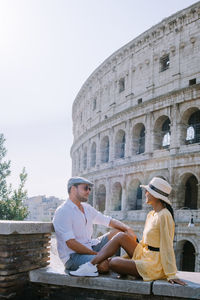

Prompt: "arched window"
[90,142,96,167]
[96,185,106,212]
[115,130,126,159]
[154,116,171,150]
[127,181,142,210]
[181,241,195,272]
[100,136,109,163]
[132,124,145,155]
[136,186,142,210]
[186,111,200,144]
[184,175,198,209]
[138,126,145,154]
[112,182,122,211]
[162,118,171,148]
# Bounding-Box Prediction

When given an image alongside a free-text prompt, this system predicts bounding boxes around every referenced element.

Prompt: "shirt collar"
[66,198,80,209]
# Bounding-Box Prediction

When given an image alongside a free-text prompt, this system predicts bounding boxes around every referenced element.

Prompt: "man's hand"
[66,239,97,255]
[125,228,137,241]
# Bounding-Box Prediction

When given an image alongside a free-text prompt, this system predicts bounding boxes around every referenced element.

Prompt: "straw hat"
[140,177,172,205]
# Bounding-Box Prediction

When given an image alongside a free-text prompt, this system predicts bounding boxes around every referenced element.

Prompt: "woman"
[70,177,185,285]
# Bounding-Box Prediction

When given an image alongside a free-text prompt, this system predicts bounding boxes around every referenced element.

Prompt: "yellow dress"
[132,208,178,281]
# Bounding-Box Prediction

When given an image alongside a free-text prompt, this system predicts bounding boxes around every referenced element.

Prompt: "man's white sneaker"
[69,262,99,277]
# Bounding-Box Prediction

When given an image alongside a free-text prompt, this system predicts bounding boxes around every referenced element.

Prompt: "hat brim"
[140,184,172,206]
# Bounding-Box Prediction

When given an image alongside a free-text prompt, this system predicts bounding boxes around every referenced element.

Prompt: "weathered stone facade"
[71,2,200,272]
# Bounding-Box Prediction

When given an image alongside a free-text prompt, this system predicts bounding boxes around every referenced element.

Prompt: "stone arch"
[83,147,87,170]
[132,123,145,155]
[153,115,171,150]
[115,129,126,159]
[90,142,96,167]
[176,239,196,272]
[127,179,142,210]
[180,107,200,145]
[96,184,106,212]
[111,182,122,211]
[100,136,109,163]
[177,173,198,209]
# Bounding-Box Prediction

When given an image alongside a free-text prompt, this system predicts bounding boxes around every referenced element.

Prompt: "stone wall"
[29,266,200,300]
[0,221,52,299]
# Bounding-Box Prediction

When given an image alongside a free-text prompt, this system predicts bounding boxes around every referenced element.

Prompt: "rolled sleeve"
[53,208,75,242]
[93,210,112,226]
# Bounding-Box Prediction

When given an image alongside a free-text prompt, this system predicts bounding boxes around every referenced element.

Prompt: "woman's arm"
[159,213,186,285]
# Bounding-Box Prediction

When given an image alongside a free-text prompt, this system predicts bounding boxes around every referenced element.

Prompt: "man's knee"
[97,259,109,273]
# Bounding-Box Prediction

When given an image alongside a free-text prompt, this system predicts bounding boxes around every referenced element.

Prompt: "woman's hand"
[168,279,187,285]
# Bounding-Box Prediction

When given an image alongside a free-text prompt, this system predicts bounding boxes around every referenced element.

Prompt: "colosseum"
[71,2,200,272]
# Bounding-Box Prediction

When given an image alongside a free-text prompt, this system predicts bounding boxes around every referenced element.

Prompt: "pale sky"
[0,0,198,199]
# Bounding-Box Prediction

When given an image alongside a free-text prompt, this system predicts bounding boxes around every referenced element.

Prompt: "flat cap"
[68,176,94,190]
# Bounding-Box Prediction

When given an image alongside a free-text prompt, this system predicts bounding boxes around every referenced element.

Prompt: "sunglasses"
[83,186,91,191]
[74,184,91,191]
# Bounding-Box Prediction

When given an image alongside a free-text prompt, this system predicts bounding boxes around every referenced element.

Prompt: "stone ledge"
[0,221,53,235]
[153,274,200,299]
[29,267,151,295]
[29,267,200,299]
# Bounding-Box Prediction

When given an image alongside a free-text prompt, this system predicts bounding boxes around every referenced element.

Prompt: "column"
[109,127,114,162]
[105,178,111,212]
[145,112,152,154]
[125,119,132,159]
[121,175,127,211]
[96,133,100,167]
[170,103,179,154]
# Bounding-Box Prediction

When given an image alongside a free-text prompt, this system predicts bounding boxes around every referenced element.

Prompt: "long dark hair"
[160,200,175,221]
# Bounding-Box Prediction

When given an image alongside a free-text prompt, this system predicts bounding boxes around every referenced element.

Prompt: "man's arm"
[109,218,130,232]
[66,239,97,255]
[109,219,137,240]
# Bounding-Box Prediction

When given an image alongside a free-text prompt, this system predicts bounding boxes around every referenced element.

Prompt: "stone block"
[152,279,200,299]
[0,221,53,235]
[29,266,152,295]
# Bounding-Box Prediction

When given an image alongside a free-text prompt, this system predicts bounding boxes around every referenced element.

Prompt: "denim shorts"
[65,233,109,271]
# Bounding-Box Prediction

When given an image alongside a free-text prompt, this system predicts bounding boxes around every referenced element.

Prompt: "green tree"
[0,133,29,220]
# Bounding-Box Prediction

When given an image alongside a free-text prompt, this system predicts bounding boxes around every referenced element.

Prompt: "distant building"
[71,2,200,272]
[24,196,64,221]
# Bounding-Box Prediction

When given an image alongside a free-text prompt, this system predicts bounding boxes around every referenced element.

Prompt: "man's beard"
[77,194,88,202]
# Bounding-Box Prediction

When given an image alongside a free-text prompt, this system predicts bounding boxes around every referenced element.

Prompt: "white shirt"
[53,199,112,265]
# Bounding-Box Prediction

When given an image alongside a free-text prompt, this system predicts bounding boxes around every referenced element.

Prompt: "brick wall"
[0,221,52,299]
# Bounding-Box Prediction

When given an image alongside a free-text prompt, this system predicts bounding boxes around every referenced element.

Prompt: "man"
[53,176,135,275]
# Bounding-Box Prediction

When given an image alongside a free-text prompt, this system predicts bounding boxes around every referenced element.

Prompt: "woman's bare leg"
[109,257,141,278]
[91,232,138,265]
